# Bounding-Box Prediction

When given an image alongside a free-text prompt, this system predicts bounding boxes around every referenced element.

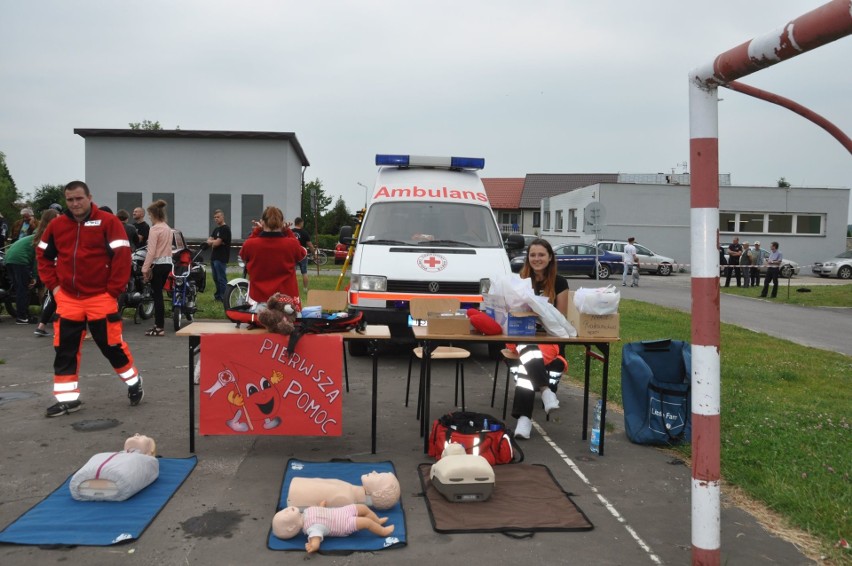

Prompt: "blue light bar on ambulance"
[375,154,485,170]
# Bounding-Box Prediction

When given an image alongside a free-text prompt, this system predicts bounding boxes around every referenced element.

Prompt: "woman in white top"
[141,200,173,336]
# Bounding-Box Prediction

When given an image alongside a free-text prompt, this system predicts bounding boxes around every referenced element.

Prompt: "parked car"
[721,243,800,278]
[510,243,621,279]
[596,240,677,276]
[812,250,852,279]
[503,233,539,259]
[334,242,348,264]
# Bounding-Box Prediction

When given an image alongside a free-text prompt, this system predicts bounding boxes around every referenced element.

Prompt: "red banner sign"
[199,334,343,436]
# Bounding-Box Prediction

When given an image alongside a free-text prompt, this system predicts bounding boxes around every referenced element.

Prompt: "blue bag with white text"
[621,339,692,445]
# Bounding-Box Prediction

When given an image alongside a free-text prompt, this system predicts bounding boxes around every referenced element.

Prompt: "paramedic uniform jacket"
[37,204,132,299]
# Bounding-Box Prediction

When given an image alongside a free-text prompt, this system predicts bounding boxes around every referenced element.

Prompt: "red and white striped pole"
[688,78,721,566]
[688,2,851,564]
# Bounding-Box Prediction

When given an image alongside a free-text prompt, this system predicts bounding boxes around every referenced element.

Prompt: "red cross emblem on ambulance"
[417,253,448,273]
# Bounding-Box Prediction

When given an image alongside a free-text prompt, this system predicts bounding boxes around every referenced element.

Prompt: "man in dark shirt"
[206,210,232,302]
[116,209,139,251]
[292,217,315,291]
[725,237,743,287]
[132,207,150,248]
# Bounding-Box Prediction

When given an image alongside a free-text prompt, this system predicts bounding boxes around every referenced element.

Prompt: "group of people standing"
[723,237,784,298]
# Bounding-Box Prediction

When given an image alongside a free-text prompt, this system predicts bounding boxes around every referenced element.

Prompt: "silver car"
[596,240,677,276]
[812,250,852,279]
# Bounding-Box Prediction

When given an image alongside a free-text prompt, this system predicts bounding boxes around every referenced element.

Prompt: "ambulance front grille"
[386,280,481,294]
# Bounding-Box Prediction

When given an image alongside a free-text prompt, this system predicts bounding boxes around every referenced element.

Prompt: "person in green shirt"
[5,209,59,323]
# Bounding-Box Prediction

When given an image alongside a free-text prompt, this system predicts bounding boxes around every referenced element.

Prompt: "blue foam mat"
[267,459,406,553]
[0,456,197,546]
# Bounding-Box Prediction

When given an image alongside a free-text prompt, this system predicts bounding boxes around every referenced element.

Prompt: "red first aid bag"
[428,411,523,465]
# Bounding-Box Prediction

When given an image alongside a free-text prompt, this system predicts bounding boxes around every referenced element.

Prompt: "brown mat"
[417,463,593,534]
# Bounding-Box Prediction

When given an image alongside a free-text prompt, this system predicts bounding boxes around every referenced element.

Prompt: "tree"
[777,177,791,188]
[128,120,162,130]
[300,179,333,235]
[0,151,23,222]
[31,184,66,215]
[322,197,352,236]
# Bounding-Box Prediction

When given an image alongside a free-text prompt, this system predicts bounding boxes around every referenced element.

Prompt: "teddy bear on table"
[69,434,159,501]
[272,502,395,554]
[257,293,300,335]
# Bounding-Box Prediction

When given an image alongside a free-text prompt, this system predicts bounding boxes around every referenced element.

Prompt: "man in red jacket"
[36,181,143,417]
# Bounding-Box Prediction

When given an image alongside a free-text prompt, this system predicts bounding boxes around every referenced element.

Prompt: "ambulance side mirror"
[339,225,353,245]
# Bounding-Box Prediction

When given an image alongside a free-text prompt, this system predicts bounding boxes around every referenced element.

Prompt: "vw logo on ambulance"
[417,253,448,273]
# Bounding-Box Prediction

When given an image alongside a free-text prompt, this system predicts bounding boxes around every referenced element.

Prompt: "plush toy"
[466,308,502,335]
[69,434,159,501]
[286,471,401,510]
[258,293,300,335]
[272,502,394,554]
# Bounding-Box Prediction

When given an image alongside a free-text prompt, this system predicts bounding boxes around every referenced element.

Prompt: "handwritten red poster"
[199,334,343,436]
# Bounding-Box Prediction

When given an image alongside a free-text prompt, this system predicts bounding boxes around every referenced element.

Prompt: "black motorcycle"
[118,246,155,323]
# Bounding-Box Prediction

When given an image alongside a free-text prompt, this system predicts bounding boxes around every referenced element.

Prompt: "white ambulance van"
[341,154,515,354]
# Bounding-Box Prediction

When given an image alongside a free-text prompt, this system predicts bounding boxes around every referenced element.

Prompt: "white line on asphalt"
[534,420,663,565]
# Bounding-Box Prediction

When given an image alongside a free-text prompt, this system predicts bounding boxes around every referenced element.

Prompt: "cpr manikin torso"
[286,471,400,510]
[69,434,159,501]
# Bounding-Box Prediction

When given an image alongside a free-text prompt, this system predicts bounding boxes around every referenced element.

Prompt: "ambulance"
[340,154,517,354]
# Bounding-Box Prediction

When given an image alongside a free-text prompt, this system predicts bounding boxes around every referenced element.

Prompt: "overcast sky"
[2,1,850,219]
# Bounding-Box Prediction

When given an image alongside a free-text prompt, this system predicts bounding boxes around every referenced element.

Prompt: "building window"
[568,209,577,231]
[543,211,550,230]
[555,211,563,231]
[241,194,264,239]
[117,192,142,215]
[532,211,541,228]
[152,193,175,225]
[720,211,824,236]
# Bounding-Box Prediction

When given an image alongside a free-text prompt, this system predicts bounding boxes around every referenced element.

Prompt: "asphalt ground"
[1,274,844,565]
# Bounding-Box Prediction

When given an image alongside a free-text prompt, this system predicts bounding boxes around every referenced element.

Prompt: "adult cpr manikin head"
[124,433,156,456]
[362,471,400,509]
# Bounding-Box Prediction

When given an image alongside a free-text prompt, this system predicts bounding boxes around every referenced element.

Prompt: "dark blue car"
[510,243,622,279]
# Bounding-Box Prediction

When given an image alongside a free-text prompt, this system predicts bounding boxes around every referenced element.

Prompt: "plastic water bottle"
[590,399,602,454]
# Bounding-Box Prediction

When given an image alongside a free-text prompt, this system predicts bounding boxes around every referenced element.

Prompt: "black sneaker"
[34,328,51,337]
[45,400,83,417]
[16,318,30,325]
[128,378,144,406]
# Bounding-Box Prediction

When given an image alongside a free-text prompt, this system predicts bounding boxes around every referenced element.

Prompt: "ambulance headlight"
[351,274,387,292]
[479,278,491,294]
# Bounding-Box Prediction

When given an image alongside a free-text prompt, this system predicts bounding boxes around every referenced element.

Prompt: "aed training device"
[340,154,514,353]
[430,445,495,502]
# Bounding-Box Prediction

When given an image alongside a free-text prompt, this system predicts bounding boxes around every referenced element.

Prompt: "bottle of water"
[590,399,602,453]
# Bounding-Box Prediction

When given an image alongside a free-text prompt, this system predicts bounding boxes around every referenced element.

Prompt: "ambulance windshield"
[360,202,502,248]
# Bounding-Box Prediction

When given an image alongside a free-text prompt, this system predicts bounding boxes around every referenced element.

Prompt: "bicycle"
[308,249,328,266]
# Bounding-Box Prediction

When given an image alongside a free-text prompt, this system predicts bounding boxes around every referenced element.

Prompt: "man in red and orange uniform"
[36,181,143,417]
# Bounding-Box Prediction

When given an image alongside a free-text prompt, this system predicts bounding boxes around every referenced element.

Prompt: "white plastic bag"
[527,295,577,337]
[574,286,620,315]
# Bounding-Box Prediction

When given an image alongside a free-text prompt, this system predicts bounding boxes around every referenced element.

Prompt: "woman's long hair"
[520,238,557,303]
[32,209,59,248]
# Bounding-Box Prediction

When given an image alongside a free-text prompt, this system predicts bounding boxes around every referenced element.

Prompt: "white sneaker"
[541,388,560,415]
[514,416,532,439]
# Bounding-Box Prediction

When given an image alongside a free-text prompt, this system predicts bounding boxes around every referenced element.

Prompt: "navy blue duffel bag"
[621,339,692,445]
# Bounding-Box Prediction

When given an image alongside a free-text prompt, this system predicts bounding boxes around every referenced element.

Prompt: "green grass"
[564,299,851,560]
[189,272,852,558]
[721,281,852,307]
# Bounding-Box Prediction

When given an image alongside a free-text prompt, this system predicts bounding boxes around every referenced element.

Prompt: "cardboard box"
[305,290,348,313]
[566,291,620,338]
[485,305,538,336]
[426,311,472,335]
